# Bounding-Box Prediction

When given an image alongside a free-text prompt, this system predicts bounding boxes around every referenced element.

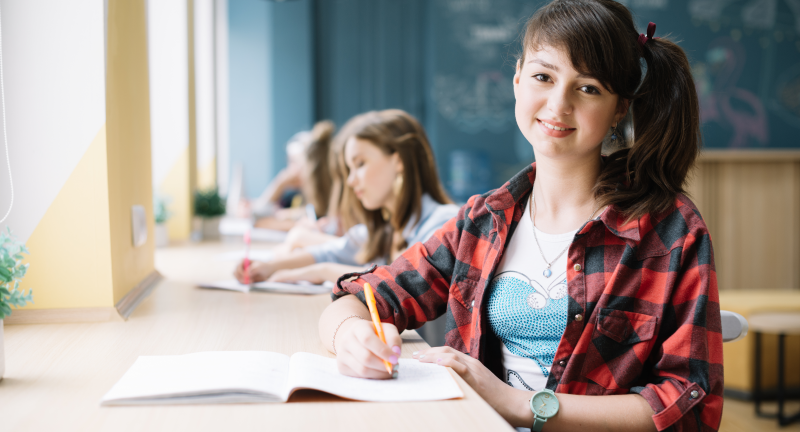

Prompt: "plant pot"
[192,216,221,241]
[155,223,169,248]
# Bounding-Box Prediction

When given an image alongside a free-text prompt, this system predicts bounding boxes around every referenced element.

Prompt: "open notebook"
[198,280,333,295]
[101,351,463,405]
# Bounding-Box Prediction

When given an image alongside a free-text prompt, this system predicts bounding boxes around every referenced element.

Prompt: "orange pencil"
[363,282,394,375]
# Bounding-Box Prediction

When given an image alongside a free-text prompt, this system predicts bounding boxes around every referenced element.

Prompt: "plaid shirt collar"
[486,162,642,236]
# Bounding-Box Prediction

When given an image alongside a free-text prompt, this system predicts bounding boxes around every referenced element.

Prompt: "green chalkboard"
[626,0,800,149]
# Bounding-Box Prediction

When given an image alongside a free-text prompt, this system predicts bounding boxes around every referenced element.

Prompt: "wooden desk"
[0,242,513,431]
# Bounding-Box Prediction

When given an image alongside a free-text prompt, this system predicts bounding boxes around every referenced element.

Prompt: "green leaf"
[13,264,28,279]
[0,303,12,319]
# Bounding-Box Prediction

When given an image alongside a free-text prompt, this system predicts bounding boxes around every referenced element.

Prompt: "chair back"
[721,310,748,343]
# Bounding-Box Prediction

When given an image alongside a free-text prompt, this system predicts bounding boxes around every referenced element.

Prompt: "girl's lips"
[537,119,576,138]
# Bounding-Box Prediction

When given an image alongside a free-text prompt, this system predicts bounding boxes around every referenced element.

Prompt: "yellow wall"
[105,0,156,304]
[20,126,114,309]
[158,147,193,240]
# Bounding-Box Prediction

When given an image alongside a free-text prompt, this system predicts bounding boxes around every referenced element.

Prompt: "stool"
[750,312,800,426]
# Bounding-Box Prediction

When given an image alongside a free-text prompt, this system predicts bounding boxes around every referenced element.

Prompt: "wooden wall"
[686,151,800,291]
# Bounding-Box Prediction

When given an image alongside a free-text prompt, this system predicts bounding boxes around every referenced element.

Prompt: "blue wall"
[315,0,426,128]
[228,0,313,198]
[314,0,534,202]
[229,0,270,198]
[229,0,800,202]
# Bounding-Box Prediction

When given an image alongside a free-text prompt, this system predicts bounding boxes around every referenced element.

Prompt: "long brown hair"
[520,0,701,220]
[334,110,451,264]
[301,120,335,217]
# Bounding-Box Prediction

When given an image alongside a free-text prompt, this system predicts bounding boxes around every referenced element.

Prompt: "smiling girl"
[235,109,457,285]
[319,1,722,431]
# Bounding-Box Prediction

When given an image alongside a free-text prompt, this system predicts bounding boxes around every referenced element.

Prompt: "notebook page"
[284,352,464,402]
[101,351,290,405]
[198,280,333,295]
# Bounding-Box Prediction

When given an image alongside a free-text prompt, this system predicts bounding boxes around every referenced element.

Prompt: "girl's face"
[513,45,627,161]
[344,137,403,211]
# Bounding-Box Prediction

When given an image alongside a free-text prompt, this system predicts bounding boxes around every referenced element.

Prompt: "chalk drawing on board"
[632,0,669,9]
[690,0,800,30]
[770,63,800,128]
[433,71,515,134]
[694,38,769,147]
[688,0,736,21]
[742,0,777,29]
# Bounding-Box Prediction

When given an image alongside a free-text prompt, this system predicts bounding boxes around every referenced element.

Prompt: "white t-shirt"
[486,194,578,394]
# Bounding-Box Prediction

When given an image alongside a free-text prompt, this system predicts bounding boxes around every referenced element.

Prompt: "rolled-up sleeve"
[631,227,724,432]
[333,200,470,332]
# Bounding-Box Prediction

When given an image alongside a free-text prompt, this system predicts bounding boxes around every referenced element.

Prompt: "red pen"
[242,229,251,284]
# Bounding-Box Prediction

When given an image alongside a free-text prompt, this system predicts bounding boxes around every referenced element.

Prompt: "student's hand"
[268,263,328,285]
[233,260,274,283]
[335,319,402,380]
[413,347,520,418]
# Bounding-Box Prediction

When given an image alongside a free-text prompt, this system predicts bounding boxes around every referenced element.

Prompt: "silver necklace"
[531,191,601,278]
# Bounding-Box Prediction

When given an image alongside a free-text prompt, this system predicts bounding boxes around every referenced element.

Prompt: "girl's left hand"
[413,346,529,423]
[268,263,328,284]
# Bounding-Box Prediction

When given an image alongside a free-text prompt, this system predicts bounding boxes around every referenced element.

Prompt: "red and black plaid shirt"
[334,163,723,432]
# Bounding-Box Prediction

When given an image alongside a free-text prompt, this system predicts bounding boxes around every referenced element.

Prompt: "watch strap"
[531,416,547,432]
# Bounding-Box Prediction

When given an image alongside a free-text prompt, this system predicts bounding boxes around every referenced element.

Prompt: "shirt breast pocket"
[581,309,658,394]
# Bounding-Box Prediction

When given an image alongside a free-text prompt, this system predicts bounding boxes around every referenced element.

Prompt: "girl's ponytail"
[595,28,701,220]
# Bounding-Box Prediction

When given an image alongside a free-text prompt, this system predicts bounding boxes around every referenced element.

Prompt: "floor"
[721,399,800,431]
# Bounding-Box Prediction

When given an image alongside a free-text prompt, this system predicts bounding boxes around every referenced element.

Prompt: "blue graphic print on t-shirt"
[487,271,568,377]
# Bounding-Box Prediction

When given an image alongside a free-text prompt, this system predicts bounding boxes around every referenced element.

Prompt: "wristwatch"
[529,389,560,431]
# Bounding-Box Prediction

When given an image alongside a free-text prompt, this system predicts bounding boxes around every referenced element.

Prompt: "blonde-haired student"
[320,1,722,431]
[250,120,337,232]
[235,109,458,284]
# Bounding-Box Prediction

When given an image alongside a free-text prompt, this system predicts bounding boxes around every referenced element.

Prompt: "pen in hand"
[363,282,395,377]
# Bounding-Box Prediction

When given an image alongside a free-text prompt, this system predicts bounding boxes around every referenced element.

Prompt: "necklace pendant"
[543,268,552,278]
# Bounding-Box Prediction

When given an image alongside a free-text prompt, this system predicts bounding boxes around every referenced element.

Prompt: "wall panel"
[688,152,800,291]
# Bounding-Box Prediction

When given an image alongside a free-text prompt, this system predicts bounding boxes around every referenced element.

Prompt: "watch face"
[531,392,559,418]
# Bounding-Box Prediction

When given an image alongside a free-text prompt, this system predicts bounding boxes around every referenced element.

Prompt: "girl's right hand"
[233,260,273,283]
[334,319,402,379]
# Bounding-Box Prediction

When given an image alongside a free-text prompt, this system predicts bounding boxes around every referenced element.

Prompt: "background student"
[320,1,722,431]
[235,109,458,284]
[250,120,336,231]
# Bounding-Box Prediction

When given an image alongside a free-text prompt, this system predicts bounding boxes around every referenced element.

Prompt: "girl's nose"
[346,170,357,187]
[547,86,572,116]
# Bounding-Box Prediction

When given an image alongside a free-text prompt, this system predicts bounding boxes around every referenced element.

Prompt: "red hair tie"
[637,22,657,49]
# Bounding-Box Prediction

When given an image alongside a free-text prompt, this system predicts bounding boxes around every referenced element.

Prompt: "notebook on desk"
[100,351,463,405]
[198,279,333,295]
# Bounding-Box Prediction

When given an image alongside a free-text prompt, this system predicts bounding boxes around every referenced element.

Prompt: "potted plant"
[0,228,34,379]
[193,188,226,241]
[153,194,171,248]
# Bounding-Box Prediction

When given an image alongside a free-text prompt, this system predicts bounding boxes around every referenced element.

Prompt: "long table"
[1,242,513,431]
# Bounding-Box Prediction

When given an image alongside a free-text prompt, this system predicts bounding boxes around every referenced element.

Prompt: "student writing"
[320,1,722,431]
[235,109,458,285]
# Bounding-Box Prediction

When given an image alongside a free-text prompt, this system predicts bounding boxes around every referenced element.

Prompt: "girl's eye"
[580,85,600,95]
[532,73,551,83]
